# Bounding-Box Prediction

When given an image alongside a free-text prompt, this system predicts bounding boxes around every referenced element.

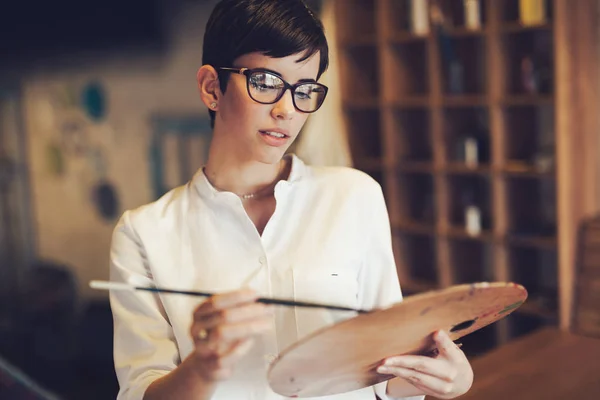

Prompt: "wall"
[22,0,218,299]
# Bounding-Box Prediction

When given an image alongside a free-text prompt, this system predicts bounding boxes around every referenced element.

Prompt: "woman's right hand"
[189,288,273,382]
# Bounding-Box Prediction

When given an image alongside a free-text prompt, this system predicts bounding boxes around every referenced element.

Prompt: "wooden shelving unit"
[335,0,600,355]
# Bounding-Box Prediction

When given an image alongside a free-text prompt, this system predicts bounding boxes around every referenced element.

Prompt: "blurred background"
[0,0,599,399]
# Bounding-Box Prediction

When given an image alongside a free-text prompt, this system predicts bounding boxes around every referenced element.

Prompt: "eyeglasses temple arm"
[218,67,248,75]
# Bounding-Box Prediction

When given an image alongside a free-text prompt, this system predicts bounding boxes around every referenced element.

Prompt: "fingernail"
[377,366,390,374]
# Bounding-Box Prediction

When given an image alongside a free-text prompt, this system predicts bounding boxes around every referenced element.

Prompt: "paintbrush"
[89,280,371,314]
[91,281,463,357]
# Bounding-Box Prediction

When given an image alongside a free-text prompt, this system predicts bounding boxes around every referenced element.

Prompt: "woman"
[109,1,474,399]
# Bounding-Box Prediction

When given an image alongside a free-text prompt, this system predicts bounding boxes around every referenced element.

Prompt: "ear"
[197,65,221,111]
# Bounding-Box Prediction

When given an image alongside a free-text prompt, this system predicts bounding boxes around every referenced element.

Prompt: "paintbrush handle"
[90,281,370,314]
[138,287,369,313]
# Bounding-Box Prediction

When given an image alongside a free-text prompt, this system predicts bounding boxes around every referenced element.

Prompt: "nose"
[271,89,295,120]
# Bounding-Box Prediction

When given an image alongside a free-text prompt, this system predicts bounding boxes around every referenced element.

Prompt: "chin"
[253,146,289,165]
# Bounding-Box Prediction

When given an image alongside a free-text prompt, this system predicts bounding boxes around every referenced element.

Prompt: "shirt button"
[259,256,267,265]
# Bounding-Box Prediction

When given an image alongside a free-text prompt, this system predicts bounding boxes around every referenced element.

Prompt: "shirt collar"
[192,153,306,200]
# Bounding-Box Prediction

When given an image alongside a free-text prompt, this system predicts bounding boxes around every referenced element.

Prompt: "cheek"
[292,114,310,134]
[222,86,257,122]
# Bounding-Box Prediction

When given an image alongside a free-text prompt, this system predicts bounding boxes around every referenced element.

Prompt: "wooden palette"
[267,282,527,398]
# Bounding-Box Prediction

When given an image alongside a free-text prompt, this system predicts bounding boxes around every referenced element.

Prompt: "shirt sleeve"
[357,183,425,400]
[109,211,180,400]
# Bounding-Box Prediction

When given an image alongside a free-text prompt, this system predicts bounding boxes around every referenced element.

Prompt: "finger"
[381,355,457,382]
[377,366,455,398]
[190,305,271,346]
[192,318,272,358]
[434,330,464,361]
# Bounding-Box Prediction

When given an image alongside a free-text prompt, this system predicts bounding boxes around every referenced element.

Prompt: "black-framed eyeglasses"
[219,67,328,113]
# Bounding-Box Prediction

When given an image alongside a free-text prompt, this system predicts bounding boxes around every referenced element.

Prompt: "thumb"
[433,330,461,360]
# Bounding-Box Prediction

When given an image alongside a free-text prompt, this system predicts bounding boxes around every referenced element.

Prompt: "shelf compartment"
[382,41,429,100]
[505,176,556,238]
[440,36,487,96]
[345,109,383,163]
[393,232,438,288]
[363,169,386,194]
[447,174,493,233]
[459,322,498,358]
[508,246,558,321]
[336,0,378,43]
[343,98,381,110]
[394,172,436,226]
[444,107,490,166]
[391,108,432,162]
[500,0,553,25]
[449,239,494,284]
[383,0,429,37]
[499,28,554,96]
[442,0,488,31]
[340,45,380,100]
[507,312,554,342]
[503,105,554,170]
[400,276,439,296]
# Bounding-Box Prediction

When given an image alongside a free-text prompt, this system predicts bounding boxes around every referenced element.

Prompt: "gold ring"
[198,329,208,341]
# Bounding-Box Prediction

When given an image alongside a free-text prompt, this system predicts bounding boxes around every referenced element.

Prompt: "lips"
[259,128,289,138]
[259,129,290,147]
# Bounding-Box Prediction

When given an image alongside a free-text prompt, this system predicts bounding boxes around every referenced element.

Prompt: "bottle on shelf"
[463,0,482,30]
[520,54,553,94]
[453,118,490,167]
[462,187,482,236]
[519,0,547,26]
[411,0,430,36]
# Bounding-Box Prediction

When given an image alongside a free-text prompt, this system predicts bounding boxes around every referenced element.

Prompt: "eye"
[295,84,323,100]
[295,91,311,100]
[250,73,283,91]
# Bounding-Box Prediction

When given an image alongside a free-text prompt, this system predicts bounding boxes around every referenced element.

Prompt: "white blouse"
[109,154,423,400]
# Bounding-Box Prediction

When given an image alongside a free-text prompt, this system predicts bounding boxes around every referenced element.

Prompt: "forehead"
[234,51,321,82]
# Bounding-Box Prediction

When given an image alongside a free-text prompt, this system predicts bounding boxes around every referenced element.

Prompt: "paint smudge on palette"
[479,306,503,320]
[499,300,525,315]
[420,306,432,316]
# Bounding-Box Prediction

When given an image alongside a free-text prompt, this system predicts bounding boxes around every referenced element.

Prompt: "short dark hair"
[202,0,330,126]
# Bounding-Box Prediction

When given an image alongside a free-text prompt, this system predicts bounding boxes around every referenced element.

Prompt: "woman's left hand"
[377,330,474,399]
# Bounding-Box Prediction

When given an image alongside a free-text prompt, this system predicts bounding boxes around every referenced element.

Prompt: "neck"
[203,138,287,199]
